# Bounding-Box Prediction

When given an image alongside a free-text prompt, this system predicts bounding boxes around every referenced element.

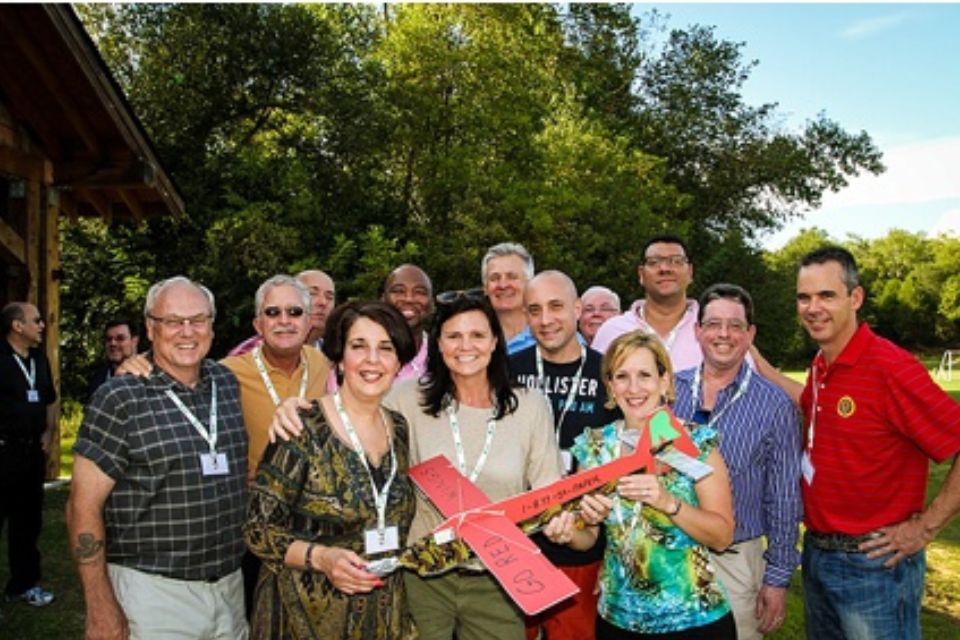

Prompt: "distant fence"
[936,350,960,381]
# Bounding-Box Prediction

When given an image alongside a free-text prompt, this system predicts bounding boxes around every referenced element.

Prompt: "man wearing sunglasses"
[592,234,702,373]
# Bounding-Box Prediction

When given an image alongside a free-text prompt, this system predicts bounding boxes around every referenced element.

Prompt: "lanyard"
[446,398,498,483]
[535,345,586,438]
[688,365,752,428]
[252,345,309,406]
[638,304,683,350]
[334,391,396,533]
[165,380,219,454]
[806,353,822,452]
[13,354,36,390]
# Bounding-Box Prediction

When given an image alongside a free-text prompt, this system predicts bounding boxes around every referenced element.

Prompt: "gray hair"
[254,274,311,315]
[481,242,534,282]
[581,285,621,310]
[143,276,216,320]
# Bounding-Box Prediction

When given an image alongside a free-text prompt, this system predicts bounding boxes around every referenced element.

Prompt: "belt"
[807,530,882,553]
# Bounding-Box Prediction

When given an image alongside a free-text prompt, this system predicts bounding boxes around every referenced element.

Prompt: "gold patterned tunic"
[244,402,417,640]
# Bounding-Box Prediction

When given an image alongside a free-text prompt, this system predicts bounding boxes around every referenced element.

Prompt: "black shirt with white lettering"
[510,344,619,565]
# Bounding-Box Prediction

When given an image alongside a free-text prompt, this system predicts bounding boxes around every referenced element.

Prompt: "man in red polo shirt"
[761,246,960,640]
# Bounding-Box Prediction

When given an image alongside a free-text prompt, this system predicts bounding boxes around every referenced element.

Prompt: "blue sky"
[641,3,960,249]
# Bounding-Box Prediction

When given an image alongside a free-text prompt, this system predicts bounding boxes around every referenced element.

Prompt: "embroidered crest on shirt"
[837,395,856,418]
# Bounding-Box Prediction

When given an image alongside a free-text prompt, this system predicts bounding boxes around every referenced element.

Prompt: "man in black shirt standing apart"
[510,270,618,640]
[0,302,57,607]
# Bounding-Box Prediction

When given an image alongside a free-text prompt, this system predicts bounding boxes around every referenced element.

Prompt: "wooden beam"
[118,188,145,222]
[0,217,26,264]
[75,187,112,222]
[54,154,156,189]
[0,11,101,155]
[42,186,61,479]
[0,66,62,156]
[25,177,40,304]
[0,145,45,182]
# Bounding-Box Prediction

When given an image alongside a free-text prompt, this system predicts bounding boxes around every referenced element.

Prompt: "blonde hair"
[601,330,675,409]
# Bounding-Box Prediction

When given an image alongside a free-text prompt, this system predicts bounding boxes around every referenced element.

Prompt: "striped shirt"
[674,361,803,588]
[75,359,248,581]
[800,323,960,535]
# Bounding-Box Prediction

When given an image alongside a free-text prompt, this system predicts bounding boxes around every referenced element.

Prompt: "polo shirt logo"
[837,396,856,418]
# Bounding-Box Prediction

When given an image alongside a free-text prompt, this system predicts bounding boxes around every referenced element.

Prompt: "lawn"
[2,377,959,637]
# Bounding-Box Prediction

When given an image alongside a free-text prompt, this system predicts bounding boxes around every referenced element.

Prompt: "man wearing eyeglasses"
[578,286,621,346]
[591,235,703,372]
[672,284,802,639]
[0,302,58,607]
[85,319,140,403]
[220,274,331,615]
[68,276,250,639]
[227,269,336,356]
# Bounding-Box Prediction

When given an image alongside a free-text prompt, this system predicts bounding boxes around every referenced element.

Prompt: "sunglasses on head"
[262,305,305,318]
[435,288,485,305]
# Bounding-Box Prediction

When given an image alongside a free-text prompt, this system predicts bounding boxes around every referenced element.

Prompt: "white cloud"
[820,136,960,210]
[839,13,908,40]
[930,209,960,237]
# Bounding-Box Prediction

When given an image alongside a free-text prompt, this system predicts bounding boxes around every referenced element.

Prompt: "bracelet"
[665,498,682,517]
[304,542,317,572]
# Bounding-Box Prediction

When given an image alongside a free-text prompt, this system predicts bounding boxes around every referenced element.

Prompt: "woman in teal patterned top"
[570,331,737,639]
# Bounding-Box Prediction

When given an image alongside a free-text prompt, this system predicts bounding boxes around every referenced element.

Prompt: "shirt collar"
[813,322,873,375]
[147,355,215,393]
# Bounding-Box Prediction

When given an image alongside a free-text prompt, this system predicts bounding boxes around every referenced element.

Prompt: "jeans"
[802,531,925,640]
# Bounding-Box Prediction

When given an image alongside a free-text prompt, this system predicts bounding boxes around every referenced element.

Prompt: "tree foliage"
[60,4,898,398]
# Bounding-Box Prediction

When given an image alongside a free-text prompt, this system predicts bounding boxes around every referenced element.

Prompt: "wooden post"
[43,182,62,479]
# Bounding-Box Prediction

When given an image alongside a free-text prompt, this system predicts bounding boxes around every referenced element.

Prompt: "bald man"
[381,264,433,382]
[509,271,618,640]
[1,302,57,606]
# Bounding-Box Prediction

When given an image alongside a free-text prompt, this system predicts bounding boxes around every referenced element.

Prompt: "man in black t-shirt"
[510,270,618,640]
[0,302,57,607]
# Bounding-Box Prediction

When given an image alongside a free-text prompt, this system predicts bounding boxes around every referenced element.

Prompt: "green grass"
[3,375,958,638]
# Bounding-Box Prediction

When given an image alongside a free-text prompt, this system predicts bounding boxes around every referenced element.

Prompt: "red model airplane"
[408,407,700,615]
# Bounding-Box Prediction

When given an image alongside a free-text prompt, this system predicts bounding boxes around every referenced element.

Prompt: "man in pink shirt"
[591,235,701,372]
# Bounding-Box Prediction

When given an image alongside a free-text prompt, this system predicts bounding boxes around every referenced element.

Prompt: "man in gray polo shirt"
[67,276,248,639]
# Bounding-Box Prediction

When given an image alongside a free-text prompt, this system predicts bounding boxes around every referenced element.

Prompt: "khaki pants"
[711,538,765,640]
[405,571,525,640]
[108,564,249,640]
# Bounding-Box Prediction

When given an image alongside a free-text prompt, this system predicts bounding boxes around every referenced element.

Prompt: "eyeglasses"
[436,288,485,305]
[148,314,213,331]
[700,318,750,334]
[583,305,619,314]
[643,255,689,268]
[262,305,305,318]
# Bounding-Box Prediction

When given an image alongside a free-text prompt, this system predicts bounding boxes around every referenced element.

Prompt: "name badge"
[26,389,40,403]
[801,451,815,485]
[560,449,574,474]
[364,525,399,555]
[655,449,713,481]
[200,452,229,476]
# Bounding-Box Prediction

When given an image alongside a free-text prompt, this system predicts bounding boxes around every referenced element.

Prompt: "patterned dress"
[244,402,417,640]
[571,421,730,635]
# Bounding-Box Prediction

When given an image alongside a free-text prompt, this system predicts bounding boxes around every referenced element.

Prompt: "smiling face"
[638,241,693,303]
[484,254,529,315]
[383,265,433,332]
[579,290,619,344]
[339,316,401,402]
[438,309,498,383]
[146,284,213,383]
[796,260,863,358]
[695,298,755,373]
[525,272,581,361]
[608,346,670,426]
[254,284,310,359]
